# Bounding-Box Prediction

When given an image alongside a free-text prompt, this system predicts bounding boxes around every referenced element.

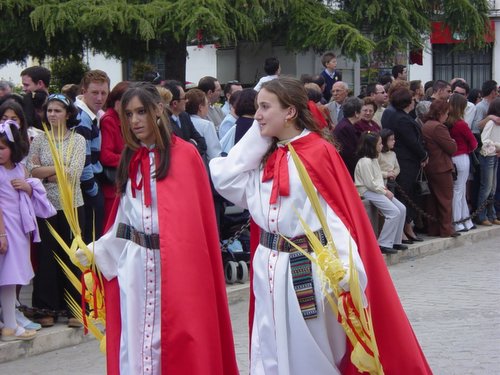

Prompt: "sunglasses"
[48,93,71,107]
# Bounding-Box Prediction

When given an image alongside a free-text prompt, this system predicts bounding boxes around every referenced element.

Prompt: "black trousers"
[32,207,85,316]
[82,187,104,244]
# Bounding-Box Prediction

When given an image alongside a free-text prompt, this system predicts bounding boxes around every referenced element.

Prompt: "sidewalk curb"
[1,225,499,364]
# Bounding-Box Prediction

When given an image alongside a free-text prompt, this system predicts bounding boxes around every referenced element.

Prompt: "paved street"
[1,236,498,374]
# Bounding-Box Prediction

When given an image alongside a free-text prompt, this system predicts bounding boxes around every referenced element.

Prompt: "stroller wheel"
[225,261,238,284]
[237,261,249,283]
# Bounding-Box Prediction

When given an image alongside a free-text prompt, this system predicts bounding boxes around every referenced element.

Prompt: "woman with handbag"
[100,81,130,225]
[447,93,478,232]
[422,99,459,237]
[381,87,428,241]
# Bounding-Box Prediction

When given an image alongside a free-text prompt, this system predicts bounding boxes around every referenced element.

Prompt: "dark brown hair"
[116,83,171,194]
[260,77,327,162]
[357,131,381,159]
[0,100,29,156]
[105,81,130,110]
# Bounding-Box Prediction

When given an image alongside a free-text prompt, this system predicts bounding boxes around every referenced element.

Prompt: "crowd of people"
[0,52,497,374]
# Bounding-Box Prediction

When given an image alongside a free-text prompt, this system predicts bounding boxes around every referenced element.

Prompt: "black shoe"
[470,225,477,230]
[402,239,413,244]
[450,232,461,237]
[380,246,398,254]
[393,244,408,251]
[404,231,424,242]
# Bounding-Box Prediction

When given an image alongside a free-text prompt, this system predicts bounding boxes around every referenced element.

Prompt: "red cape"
[249,132,432,375]
[102,135,239,375]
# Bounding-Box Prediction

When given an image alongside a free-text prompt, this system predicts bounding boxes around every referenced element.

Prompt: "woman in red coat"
[99,81,130,224]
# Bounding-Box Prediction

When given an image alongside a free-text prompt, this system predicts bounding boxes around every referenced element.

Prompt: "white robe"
[93,150,162,375]
[210,122,367,375]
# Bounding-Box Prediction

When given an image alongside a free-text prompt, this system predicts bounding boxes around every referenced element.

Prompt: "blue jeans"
[477,155,498,221]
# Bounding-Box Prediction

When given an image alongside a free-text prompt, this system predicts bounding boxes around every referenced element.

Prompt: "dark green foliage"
[50,55,90,91]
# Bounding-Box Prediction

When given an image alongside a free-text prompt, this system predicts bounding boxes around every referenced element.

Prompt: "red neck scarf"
[262,144,290,204]
[129,146,153,207]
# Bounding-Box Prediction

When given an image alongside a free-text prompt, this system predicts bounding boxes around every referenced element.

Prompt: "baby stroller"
[220,205,251,284]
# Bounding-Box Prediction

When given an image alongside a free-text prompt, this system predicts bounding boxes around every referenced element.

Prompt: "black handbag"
[415,167,431,196]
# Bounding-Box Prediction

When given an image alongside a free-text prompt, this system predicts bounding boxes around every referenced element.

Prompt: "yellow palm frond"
[43,123,106,345]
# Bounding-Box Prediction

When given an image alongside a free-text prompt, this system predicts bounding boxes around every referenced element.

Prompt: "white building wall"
[186,45,218,85]
[408,39,433,84]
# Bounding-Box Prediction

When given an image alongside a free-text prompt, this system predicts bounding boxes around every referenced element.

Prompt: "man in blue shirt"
[74,69,110,243]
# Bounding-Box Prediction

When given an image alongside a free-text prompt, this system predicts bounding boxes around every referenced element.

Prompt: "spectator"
[220,88,257,154]
[27,94,86,328]
[163,80,207,158]
[451,79,476,128]
[468,88,482,105]
[422,100,458,237]
[320,51,342,102]
[0,80,13,98]
[218,90,241,140]
[185,88,222,161]
[355,97,381,133]
[61,83,80,102]
[254,57,281,92]
[74,69,110,243]
[100,81,130,224]
[355,131,406,254]
[326,81,349,126]
[221,80,242,116]
[378,128,401,195]
[366,83,388,126]
[392,65,408,81]
[0,101,30,155]
[20,66,50,94]
[477,98,500,226]
[447,93,478,232]
[430,80,452,101]
[381,88,428,241]
[198,76,224,129]
[332,96,363,178]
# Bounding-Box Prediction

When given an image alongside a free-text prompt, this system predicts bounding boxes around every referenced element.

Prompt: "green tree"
[0,0,493,82]
[50,55,90,91]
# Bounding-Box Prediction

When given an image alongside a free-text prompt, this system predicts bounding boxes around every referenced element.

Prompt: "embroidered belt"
[259,229,327,320]
[116,223,160,250]
[259,229,327,253]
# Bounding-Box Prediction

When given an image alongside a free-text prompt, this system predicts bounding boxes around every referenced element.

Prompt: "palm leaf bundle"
[42,123,106,352]
[282,144,384,375]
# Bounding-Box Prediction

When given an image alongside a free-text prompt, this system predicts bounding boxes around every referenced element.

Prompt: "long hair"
[260,76,324,163]
[446,93,467,127]
[116,83,172,194]
[357,131,381,159]
[0,100,29,157]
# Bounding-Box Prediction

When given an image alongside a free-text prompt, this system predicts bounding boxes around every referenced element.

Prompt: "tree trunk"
[163,37,188,85]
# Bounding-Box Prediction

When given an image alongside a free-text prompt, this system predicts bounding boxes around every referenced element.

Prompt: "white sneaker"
[15,308,42,331]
